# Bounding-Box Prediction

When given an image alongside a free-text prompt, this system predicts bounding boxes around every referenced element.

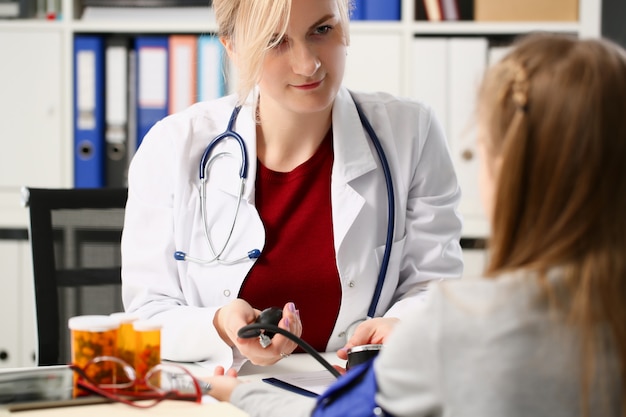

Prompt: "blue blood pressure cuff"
[312,359,394,417]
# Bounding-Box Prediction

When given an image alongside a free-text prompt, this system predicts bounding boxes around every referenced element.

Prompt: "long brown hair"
[479,33,626,415]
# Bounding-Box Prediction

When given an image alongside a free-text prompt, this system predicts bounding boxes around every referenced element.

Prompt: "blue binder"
[197,35,226,101]
[364,0,401,20]
[350,0,365,20]
[73,35,105,188]
[135,36,170,150]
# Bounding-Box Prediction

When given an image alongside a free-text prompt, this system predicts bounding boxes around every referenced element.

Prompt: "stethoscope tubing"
[178,93,395,318]
[199,105,248,181]
[349,92,395,318]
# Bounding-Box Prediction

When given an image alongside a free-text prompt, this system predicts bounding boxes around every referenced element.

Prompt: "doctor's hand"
[336,317,399,361]
[213,299,302,366]
[236,301,302,366]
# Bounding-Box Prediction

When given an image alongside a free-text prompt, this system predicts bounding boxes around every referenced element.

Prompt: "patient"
[204,32,626,417]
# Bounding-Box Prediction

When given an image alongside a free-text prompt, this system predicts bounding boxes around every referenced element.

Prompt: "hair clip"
[511,65,529,112]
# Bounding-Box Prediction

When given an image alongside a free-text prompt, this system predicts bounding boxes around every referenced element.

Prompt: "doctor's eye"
[268,34,288,49]
[314,25,333,36]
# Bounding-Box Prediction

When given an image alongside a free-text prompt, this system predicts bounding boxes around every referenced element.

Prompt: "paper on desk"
[193,348,248,374]
[268,370,336,395]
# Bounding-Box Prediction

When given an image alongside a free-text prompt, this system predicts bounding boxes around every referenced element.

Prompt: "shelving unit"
[0,0,602,367]
[0,0,602,227]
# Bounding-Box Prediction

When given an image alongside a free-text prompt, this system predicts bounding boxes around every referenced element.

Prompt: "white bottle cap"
[68,315,119,332]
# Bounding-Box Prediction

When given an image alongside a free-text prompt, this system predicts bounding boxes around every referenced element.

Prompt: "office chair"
[22,187,128,366]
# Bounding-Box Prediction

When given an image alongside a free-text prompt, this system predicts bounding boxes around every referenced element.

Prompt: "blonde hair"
[213,0,352,104]
[478,33,626,416]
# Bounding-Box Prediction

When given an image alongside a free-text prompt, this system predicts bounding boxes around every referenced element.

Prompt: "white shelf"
[75,5,218,32]
[0,19,64,31]
[69,20,217,33]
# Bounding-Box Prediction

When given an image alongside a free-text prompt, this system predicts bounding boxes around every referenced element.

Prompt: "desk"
[1,353,343,416]
[0,400,247,417]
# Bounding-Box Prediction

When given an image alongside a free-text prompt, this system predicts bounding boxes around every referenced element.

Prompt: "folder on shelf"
[456,0,474,20]
[135,36,169,150]
[423,0,442,21]
[350,0,365,20]
[0,0,36,18]
[415,0,428,20]
[169,35,198,114]
[73,35,105,188]
[474,0,577,21]
[364,0,401,20]
[0,1,20,18]
[127,47,138,163]
[105,36,130,188]
[440,0,459,20]
[197,35,225,102]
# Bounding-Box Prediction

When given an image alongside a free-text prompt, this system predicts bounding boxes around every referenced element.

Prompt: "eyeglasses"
[69,356,210,408]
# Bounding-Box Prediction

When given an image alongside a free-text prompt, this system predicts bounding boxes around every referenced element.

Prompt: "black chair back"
[23,187,127,366]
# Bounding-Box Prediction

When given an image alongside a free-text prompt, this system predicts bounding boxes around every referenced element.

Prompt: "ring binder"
[73,35,105,188]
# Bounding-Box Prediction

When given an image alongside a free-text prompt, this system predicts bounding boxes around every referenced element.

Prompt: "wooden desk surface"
[0,400,247,416]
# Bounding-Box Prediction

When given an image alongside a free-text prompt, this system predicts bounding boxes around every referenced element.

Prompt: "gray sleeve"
[230,381,317,417]
[374,285,445,417]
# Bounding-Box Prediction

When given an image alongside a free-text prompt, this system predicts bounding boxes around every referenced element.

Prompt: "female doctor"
[121,0,463,367]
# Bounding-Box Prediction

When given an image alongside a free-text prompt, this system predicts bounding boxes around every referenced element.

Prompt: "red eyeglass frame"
[69,356,204,408]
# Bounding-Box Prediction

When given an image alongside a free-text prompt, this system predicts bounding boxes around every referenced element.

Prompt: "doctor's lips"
[292,79,323,90]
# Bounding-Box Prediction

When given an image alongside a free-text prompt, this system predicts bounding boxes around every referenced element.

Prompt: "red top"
[239,131,341,351]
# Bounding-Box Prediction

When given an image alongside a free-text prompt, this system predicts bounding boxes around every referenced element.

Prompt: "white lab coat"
[121,87,463,364]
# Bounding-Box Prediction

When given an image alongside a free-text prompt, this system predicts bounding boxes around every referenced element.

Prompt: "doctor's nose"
[289,42,321,77]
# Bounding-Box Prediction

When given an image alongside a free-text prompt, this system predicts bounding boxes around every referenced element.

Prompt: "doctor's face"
[257,0,347,116]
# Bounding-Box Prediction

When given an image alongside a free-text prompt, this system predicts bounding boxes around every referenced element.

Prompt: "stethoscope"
[174,93,395,318]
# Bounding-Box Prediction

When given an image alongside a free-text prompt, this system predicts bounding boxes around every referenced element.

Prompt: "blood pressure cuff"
[312,359,394,417]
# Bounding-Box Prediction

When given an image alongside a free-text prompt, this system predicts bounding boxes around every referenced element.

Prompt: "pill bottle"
[132,320,162,391]
[68,315,119,397]
[109,312,140,367]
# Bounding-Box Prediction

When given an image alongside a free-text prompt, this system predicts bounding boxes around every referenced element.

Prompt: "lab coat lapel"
[331,88,378,250]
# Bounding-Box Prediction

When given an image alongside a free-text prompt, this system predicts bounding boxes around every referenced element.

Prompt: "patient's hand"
[203,365,240,402]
